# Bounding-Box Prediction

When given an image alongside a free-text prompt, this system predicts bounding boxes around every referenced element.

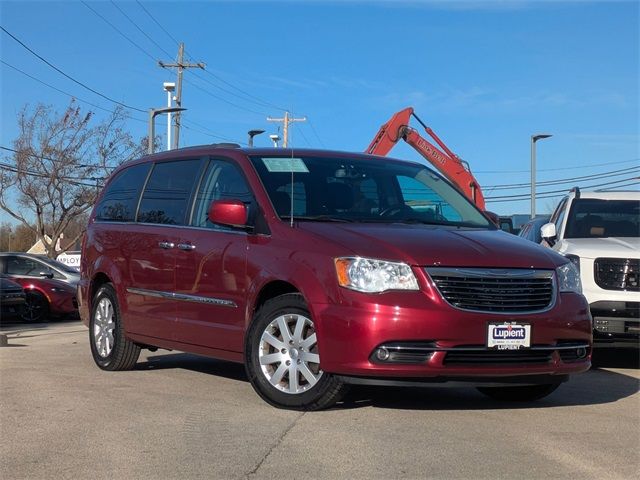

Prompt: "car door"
[123,158,203,340]
[173,158,252,352]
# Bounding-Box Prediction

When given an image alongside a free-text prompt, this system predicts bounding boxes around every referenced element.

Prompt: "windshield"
[250,155,492,228]
[565,199,640,238]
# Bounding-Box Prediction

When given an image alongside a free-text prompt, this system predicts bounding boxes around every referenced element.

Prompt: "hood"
[558,237,640,259]
[297,223,565,269]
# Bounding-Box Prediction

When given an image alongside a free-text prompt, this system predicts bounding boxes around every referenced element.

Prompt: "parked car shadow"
[339,367,639,411]
[592,347,639,369]
[138,352,248,383]
[137,351,639,411]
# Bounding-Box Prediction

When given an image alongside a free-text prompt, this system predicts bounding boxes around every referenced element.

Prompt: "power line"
[81,1,158,63]
[182,76,268,117]
[292,122,312,148]
[476,157,639,174]
[0,146,116,172]
[180,121,246,145]
[598,181,640,191]
[190,69,281,112]
[134,1,289,112]
[485,176,640,201]
[0,60,148,124]
[0,162,98,187]
[485,165,640,190]
[196,68,288,111]
[135,0,181,47]
[109,0,174,58]
[0,26,146,113]
[307,119,326,148]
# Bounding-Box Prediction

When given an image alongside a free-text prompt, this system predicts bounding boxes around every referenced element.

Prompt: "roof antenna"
[290,135,295,227]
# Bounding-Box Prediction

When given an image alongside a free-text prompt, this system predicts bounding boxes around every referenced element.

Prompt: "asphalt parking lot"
[1,319,638,480]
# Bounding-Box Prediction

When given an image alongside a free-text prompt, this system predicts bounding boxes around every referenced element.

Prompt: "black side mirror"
[39,272,54,279]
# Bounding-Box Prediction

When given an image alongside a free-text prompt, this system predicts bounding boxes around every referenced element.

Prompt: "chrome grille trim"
[426,267,556,314]
[376,343,589,352]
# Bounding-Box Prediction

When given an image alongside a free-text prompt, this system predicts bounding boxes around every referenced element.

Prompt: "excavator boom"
[366,107,486,210]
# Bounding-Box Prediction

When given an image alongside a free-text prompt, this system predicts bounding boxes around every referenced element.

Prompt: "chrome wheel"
[258,313,323,394]
[93,297,115,358]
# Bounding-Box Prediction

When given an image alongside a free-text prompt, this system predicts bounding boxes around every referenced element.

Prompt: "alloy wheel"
[93,297,115,357]
[258,313,323,394]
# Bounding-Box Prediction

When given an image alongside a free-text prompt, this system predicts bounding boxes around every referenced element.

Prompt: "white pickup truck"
[541,189,639,348]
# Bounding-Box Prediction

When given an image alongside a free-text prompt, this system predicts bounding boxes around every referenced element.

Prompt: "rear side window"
[95,163,151,222]
[5,256,64,279]
[138,159,202,225]
[191,160,253,228]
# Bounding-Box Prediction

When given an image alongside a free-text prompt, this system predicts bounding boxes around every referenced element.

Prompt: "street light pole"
[531,133,552,219]
[148,107,187,155]
[163,82,176,151]
[248,129,265,147]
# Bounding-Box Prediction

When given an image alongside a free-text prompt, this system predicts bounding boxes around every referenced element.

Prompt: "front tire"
[89,283,140,371]
[245,293,348,410]
[20,290,49,323]
[477,383,560,402]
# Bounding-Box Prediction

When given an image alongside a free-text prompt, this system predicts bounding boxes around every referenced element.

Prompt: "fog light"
[375,347,390,361]
[576,347,587,359]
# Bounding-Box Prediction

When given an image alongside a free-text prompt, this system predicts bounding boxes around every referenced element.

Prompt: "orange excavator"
[366,107,486,210]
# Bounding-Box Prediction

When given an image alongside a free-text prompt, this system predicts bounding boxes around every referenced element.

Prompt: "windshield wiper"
[393,218,451,226]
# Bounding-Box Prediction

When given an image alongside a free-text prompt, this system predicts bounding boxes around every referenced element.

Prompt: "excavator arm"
[366,107,486,210]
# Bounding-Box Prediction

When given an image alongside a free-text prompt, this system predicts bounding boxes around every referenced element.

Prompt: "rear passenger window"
[95,163,150,222]
[191,160,253,228]
[138,160,201,225]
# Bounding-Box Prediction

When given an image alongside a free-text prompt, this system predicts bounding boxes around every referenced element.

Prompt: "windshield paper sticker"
[262,157,309,173]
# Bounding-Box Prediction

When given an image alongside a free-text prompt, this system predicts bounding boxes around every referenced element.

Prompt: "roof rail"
[211,143,241,149]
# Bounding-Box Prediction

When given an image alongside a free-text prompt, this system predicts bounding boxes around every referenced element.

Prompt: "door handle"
[158,241,175,249]
[177,243,196,251]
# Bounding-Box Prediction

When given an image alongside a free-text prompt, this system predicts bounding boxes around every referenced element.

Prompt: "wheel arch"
[251,280,300,319]
[90,272,112,308]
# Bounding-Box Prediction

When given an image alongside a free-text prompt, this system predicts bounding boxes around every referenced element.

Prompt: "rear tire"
[245,293,348,410]
[89,283,140,371]
[477,383,560,402]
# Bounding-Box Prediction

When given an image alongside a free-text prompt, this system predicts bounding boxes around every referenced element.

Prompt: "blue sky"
[1,0,638,219]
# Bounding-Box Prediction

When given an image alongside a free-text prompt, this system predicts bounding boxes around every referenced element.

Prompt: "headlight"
[564,254,581,272]
[334,257,419,293]
[556,261,582,294]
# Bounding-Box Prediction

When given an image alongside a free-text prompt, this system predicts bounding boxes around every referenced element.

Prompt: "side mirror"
[39,272,54,279]
[208,199,248,227]
[540,223,557,242]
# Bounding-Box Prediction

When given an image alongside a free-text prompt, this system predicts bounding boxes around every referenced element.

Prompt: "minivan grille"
[594,258,639,291]
[426,268,554,313]
[443,348,552,366]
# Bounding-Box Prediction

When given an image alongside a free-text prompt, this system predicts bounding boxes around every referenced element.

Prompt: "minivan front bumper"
[312,290,592,379]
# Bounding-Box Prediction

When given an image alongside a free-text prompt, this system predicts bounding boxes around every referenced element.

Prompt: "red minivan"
[79,145,592,410]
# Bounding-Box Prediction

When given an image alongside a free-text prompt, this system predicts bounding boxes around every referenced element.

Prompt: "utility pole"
[267,112,307,147]
[159,43,204,149]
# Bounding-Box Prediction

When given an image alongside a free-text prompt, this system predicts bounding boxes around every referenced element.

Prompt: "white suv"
[541,189,639,347]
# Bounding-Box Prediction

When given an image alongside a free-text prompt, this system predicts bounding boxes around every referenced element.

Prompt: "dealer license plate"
[487,322,531,350]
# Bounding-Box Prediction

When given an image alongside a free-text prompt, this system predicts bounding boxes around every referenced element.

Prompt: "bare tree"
[0,100,148,258]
